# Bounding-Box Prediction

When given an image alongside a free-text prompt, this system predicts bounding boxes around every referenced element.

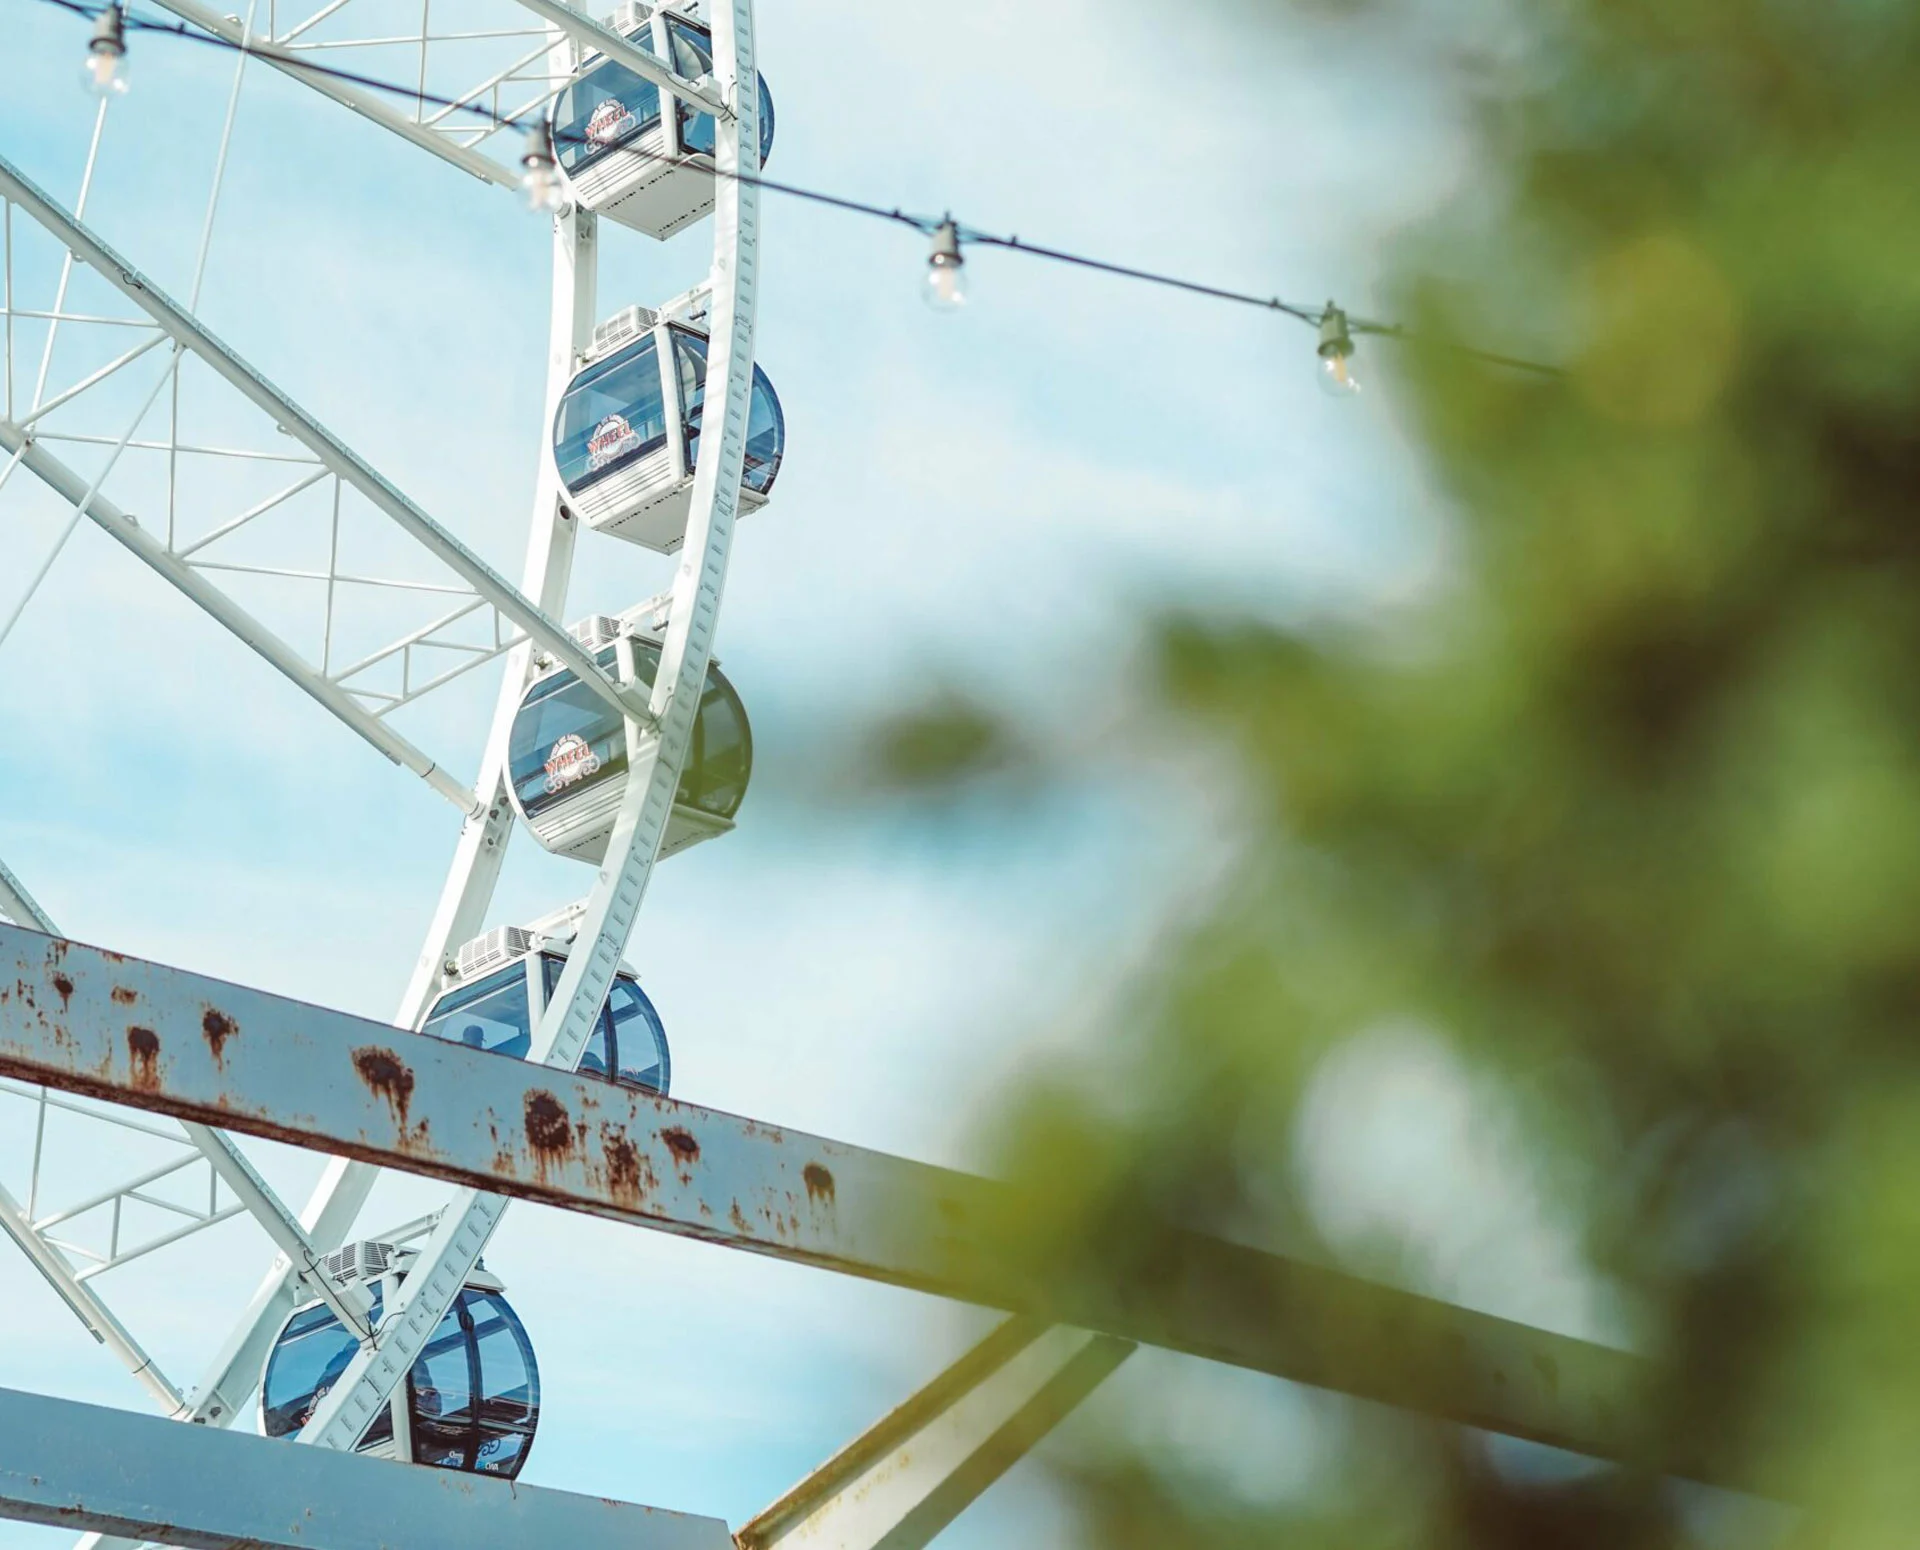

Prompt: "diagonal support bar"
[0,153,651,731]
[149,0,517,187]
[0,857,53,931]
[0,1178,183,1414]
[0,921,1712,1488]
[0,423,483,815]
[0,1381,733,1549]
[0,875,361,1421]
[739,1317,1133,1550]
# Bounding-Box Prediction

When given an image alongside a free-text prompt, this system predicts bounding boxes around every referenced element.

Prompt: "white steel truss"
[142,0,722,191]
[0,154,656,816]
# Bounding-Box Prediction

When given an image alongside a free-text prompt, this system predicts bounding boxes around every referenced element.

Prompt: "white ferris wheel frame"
[1,0,771,1504]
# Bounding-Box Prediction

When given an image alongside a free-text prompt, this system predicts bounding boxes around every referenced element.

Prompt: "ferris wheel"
[0,0,771,1508]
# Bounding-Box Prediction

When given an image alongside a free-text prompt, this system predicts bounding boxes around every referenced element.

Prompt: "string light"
[519,118,563,214]
[81,1,128,96]
[29,0,1566,383]
[923,219,966,312]
[1316,303,1361,398]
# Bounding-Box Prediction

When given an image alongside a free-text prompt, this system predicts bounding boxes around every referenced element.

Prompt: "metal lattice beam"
[0,425,485,814]
[0,867,364,1424]
[146,0,517,186]
[0,150,653,736]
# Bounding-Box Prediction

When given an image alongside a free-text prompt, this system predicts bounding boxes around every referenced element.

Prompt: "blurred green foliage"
[907,0,1920,1543]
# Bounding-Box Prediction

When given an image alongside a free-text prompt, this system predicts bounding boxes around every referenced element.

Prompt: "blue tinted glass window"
[745,366,785,493]
[628,638,750,819]
[552,48,662,175]
[669,326,784,495]
[509,645,626,820]
[554,337,667,494]
[469,1290,540,1480]
[262,1303,355,1439]
[408,1303,477,1470]
[262,1290,389,1449]
[608,976,670,1093]
[673,326,706,474]
[666,21,775,165]
[421,964,531,1060]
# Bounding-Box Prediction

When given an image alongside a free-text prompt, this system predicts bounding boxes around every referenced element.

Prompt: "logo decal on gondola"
[587,97,638,146]
[544,733,602,793]
[587,412,641,472]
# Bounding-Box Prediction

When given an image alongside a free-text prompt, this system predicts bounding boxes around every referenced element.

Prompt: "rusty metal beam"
[0,1380,731,1549]
[0,923,1687,1482]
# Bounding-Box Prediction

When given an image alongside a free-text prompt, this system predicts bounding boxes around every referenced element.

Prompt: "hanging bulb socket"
[924,218,967,312]
[520,118,564,214]
[1316,301,1361,397]
[83,3,129,97]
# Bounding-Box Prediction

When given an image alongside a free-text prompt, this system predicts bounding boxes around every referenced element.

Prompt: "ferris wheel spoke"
[148,0,519,186]
[0,1176,185,1416]
[146,0,548,187]
[0,156,648,726]
[135,0,725,187]
[0,856,52,932]
[0,155,656,812]
[0,427,486,813]
[0,874,367,1428]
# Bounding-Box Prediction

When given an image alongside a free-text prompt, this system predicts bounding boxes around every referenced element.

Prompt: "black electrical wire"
[34,0,1565,377]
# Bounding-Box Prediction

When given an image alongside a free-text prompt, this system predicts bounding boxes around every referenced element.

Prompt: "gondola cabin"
[421,924,671,1094]
[259,1242,539,1477]
[507,613,751,864]
[550,1,776,239]
[554,303,784,552]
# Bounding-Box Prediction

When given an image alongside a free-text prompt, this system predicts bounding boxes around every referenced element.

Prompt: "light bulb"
[1318,349,1361,397]
[1316,302,1361,398]
[923,219,967,312]
[520,120,564,214]
[82,4,128,97]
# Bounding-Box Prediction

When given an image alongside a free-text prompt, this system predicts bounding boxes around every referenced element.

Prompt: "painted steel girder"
[0,922,1702,1488]
[0,1381,730,1549]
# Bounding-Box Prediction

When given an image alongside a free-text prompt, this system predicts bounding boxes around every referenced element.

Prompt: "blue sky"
[0,0,1545,1543]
